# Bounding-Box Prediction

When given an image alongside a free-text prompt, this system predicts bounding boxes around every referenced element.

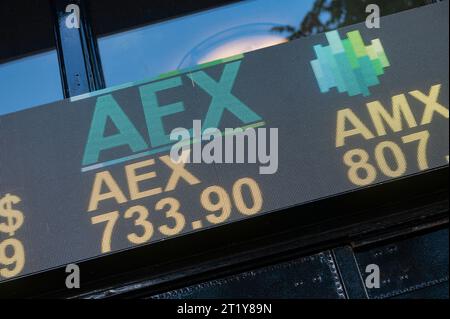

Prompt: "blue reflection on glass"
[0,50,63,116]
[98,0,314,87]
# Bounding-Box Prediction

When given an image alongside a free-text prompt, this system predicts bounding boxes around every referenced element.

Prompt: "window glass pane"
[0,1,63,115]
[0,51,63,115]
[97,0,431,87]
[98,0,307,87]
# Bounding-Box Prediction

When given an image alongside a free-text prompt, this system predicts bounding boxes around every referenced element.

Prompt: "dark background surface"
[151,228,448,299]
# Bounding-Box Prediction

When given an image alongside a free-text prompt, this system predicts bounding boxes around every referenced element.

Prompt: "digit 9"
[201,185,231,224]
[0,238,25,279]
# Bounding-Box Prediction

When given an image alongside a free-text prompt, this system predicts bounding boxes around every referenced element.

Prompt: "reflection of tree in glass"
[272,0,431,40]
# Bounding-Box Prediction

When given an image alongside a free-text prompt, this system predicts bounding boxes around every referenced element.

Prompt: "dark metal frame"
[51,0,105,98]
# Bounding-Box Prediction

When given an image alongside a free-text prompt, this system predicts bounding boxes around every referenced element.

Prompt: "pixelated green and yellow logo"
[311,30,390,97]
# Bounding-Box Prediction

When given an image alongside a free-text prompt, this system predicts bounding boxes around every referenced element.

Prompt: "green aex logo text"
[82,61,262,168]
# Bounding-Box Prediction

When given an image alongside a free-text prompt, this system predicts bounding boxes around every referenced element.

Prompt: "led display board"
[0,2,448,282]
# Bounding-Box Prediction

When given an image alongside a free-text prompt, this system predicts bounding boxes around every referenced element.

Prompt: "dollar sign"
[0,194,24,236]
